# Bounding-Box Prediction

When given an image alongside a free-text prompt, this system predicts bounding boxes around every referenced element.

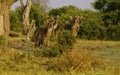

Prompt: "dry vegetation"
[0,38,120,75]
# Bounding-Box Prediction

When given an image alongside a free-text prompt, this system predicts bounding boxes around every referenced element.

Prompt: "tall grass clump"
[46,52,115,74]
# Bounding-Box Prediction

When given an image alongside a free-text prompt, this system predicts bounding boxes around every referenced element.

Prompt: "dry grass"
[46,52,115,74]
[0,39,120,75]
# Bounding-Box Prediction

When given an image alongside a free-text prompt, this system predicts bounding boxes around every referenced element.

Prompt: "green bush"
[41,30,75,57]
[10,8,23,32]
[58,30,75,52]
[79,10,106,40]
[42,46,61,57]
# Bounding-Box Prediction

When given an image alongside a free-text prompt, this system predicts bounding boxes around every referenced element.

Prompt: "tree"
[0,0,18,51]
[0,2,4,36]
[10,4,48,32]
[20,0,32,36]
[92,0,120,40]
[79,10,105,40]
[93,0,120,12]
[20,0,50,40]
[49,5,82,27]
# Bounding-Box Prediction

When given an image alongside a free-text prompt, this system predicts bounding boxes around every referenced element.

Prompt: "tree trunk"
[27,20,36,40]
[0,15,4,36]
[21,0,32,35]
[3,11,9,51]
[20,0,24,10]
[0,10,4,36]
[1,0,17,51]
[0,2,4,36]
[2,5,10,51]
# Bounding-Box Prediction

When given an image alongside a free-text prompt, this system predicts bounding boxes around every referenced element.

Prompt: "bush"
[78,10,106,40]
[42,46,61,57]
[58,30,75,52]
[10,8,23,32]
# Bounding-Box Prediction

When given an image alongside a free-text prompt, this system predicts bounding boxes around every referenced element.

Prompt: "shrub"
[10,7,23,32]
[42,45,61,57]
[58,30,75,52]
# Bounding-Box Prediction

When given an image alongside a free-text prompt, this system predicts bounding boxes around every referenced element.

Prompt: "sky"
[11,0,95,10]
[48,0,94,10]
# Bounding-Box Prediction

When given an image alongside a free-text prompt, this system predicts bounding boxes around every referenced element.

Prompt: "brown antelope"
[70,16,81,37]
[43,20,55,47]
[52,15,60,33]
[31,27,46,47]
[57,16,81,37]
[32,16,59,47]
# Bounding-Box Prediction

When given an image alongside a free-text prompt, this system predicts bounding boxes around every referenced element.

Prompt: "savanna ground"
[0,37,120,75]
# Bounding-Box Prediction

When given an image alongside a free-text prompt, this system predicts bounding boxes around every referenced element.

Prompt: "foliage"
[38,29,76,56]
[49,5,82,25]
[9,5,48,32]
[49,5,81,16]
[92,0,120,12]
[30,5,48,27]
[49,4,120,40]
[42,45,61,57]
[9,8,23,32]
[58,30,75,52]
[92,0,120,40]
[49,6,106,40]
[9,1,120,41]
[79,10,106,40]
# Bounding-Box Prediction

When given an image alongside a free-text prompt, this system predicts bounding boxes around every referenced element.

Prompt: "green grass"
[0,39,120,75]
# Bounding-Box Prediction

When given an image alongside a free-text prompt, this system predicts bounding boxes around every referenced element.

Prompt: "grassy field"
[0,39,120,75]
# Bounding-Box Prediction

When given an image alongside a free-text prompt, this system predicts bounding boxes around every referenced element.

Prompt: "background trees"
[92,0,120,40]
[7,0,120,42]
[10,8,23,32]
[79,10,105,40]
[0,0,18,50]
[10,4,48,32]
[48,6,105,40]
